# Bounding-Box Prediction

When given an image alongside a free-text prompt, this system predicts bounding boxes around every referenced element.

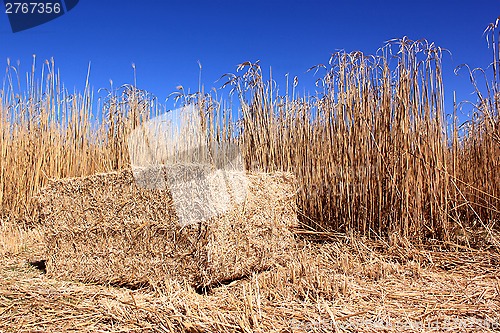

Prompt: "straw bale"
[36,167,298,289]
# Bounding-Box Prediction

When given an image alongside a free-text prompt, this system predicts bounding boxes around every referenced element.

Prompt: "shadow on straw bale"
[35,168,298,290]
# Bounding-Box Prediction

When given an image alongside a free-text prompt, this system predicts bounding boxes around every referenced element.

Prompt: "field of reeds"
[1,37,499,245]
[0,18,499,333]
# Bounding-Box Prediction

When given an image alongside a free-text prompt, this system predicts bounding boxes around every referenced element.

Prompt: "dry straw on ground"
[36,167,298,290]
[2,231,500,333]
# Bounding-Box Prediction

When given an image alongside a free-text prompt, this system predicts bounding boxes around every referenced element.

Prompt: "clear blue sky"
[0,0,499,121]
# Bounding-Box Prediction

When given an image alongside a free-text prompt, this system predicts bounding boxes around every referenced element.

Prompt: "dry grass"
[0,58,150,222]
[0,220,42,257]
[1,31,499,244]
[1,229,499,332]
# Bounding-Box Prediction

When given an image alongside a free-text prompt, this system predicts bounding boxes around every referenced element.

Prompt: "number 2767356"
[5,2,62,14]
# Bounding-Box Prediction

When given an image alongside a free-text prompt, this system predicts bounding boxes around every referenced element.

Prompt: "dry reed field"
[0,19,499,332]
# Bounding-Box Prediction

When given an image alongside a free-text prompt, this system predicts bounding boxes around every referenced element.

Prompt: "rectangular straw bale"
[36,168,298,289]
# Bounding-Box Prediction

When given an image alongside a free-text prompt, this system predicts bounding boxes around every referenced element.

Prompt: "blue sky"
[0,0,499,121]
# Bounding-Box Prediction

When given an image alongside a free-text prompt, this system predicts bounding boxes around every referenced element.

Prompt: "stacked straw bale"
[36,168,298,289]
